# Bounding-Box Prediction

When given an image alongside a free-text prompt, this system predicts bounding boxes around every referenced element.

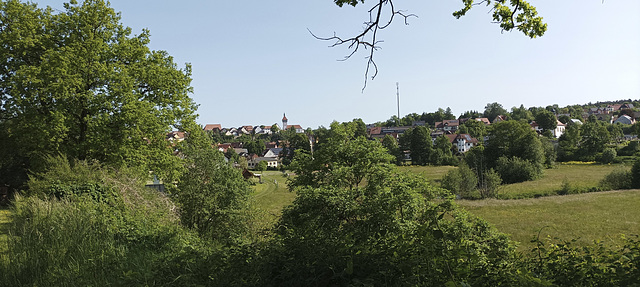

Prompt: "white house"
[248,157,279,169]
[445,134,478,153]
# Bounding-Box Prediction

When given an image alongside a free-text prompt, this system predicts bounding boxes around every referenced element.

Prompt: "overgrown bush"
[478,168,501,198]
[598,148,617,164]
[599,167,632,191]
[632,158,640,188]
[264,173,525,286]
[0,157,212,286]
[527,235,640,286]
[441,163,478,198]
[495,156,542,184]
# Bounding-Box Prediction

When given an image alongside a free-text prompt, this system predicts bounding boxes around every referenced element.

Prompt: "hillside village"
[167,101,639,170]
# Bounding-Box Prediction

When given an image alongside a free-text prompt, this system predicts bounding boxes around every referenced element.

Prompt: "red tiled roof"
[204,124,222,131]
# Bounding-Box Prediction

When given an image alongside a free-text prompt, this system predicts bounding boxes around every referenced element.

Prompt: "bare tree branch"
[309,0,416,91]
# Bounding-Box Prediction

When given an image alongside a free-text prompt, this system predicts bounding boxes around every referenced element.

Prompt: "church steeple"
[282,113,288,130]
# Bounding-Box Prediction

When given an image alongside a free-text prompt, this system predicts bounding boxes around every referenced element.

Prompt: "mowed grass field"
[459,190,640,251]
[250,170,296,225]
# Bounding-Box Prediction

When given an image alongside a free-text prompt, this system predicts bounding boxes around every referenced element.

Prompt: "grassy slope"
[459,190,640,251]
[251,171,296,226]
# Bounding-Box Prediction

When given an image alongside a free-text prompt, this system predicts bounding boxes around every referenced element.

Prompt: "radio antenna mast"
[396,82,400,125]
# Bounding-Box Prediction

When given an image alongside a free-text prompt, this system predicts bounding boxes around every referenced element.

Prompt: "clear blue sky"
[34,1,640,129]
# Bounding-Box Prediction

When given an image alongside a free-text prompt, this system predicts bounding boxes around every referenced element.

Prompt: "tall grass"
[0,159,214,286]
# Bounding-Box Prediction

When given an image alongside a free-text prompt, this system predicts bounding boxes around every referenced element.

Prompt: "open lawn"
[402,163,624,198]
[398,165,456,185]
[459,189,640,251]
[498,163,624,199]
[250,171,296,225]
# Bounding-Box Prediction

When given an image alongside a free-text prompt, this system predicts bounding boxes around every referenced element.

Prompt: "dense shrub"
[599,167,632,191]
[495,156,543,184]
[527,235,640,286]
[632,158,640,188]
[598,148,617,164]
[478,168,501,198]
[0,158,211,286]
[441,163,478,198]
[265,174,525,286]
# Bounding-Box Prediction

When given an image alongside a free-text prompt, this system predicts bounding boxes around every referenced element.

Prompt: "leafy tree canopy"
[0,0,197,188]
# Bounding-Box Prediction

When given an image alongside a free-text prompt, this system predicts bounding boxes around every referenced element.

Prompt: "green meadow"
[250,170,296,226]
[403,163,623,198]
[459,190,640,251]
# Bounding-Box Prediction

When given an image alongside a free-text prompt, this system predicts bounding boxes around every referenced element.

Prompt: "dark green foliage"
[540,137,557,168]
[557,124,581,161]
[483,102,508,122]
[485,120,545,182]
[534,110,558,133]
[432,135,457,165]
[580,121,611,159]
[478,168,501,199]
[0,157,207,286]
[256,160,268,171]
[618,140,640,156]
[510,104,534,122]
[289,121,394,190]
[598,148,617,164]
[382,134,404,165]
[268,173,522,286]
[631,158,640,188]
[599,167,632,191]
[527,235,640,286]
[495,156,542,184]
[175,131,253,244]
[457,119,488,141]
[558,115,571,124]
[441,163,478,198]
[408,126,432,166]
[0,0,197,190]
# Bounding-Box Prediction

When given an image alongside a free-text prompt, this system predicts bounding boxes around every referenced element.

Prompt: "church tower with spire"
[282,113,288,131]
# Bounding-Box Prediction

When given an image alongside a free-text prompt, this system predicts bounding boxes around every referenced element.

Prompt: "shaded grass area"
[251,171,296,226]
[459,190,640,251]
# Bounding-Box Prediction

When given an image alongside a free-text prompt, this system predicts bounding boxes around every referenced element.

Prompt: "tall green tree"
[407,126,432,166]
[483,102,508,122]
[534,110,558,135]
[381,134,404,165]
[0,0,196,189]
[289,120,393,190]
[484,120,545,182]
[175,130,253,244]
[457,119,487,141]
[580,121,611,159]
[510,104,533,122]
